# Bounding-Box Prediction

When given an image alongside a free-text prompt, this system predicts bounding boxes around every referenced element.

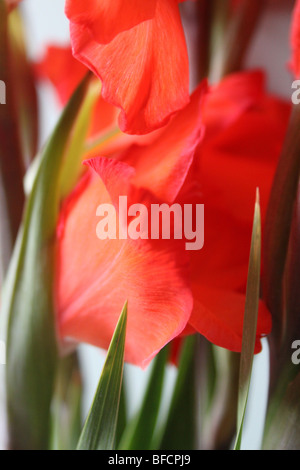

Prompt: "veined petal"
[69,0,190,134]
[56,159,193,368]
[65,0,157,44]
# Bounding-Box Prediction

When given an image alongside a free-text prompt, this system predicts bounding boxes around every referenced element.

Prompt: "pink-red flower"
[55,79,204,368]
[65,0,190,135]
[52,61,291,366]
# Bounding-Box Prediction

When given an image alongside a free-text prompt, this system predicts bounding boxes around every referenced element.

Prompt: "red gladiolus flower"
[65,0,190,135]
[55,81,205,368]
[291,0,300,78]
[55,70,291,367]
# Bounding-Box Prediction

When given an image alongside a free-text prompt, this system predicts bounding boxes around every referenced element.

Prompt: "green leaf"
[77,301,128,451]
[263,370,300,450]
[2,75,90,450]
[158,335,197,450]
[59,80,101,200]
[118,345,169,450]
[198,339,239,450]
[234,189,261,450]
[115,379,128,449]
[262,185,300,450]
[50,352,83,450]
[210,0,266,81]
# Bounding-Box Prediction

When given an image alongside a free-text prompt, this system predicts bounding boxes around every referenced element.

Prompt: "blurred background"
[0,0,296,450]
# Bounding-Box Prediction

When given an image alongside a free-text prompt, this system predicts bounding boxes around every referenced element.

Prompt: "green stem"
[0,0,25,278]
[210,0,266,82]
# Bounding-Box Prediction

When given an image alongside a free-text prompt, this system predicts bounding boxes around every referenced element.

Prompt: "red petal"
[186,78,291,353]
[200,95,291,229]
[189,286,271,354]
[203,70,265,139]
[119,82,207,203]
[36,45,87,104]
[191,96,291,291]
[65,0,157,44]
[36,45,125,142]
[291,0,300,78]
[56,158,193,367]
[69,0,190,134]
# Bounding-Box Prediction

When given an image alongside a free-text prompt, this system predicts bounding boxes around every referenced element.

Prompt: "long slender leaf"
[115,379,128,449]
[234,189,261,450]
[210,0,266,81]
[118,345,169,450]
[77,302,127,451]
[158,335,197,450]
[50,352,83,450]
[198,341,239,450]
[2,75,90,450]
[262,185,300,449]
[263,371,300,450]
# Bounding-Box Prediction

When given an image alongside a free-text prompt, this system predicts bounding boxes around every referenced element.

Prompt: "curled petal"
[69,0,190,134]
[119,82,207,203]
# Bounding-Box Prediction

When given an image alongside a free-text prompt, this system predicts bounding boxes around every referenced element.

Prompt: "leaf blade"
[158,335,197,450]
[2,75,90,450]
[118,345,169,450]
[77,301,128,451]
[234,189,261,450]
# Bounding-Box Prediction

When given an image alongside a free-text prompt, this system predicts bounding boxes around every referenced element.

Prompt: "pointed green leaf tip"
[234,189,261,450]
[77,301,128,450]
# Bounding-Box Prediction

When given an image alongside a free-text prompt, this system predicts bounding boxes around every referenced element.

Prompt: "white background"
[0,0,296,450]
